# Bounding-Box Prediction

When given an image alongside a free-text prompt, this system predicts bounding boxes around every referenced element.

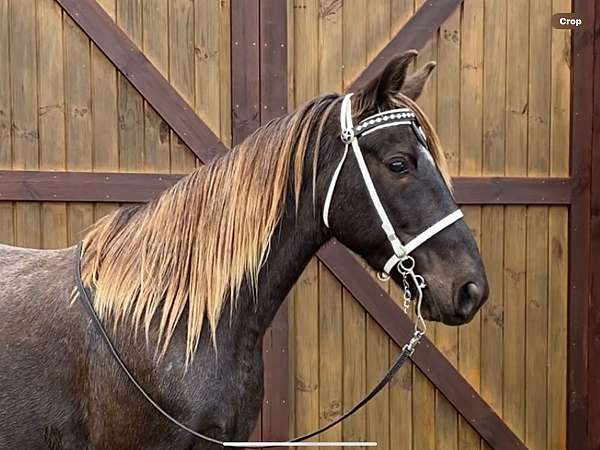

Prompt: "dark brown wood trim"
[454,176,572,204]
[258,0,290,442]
[348,0,463,91]
[568,1,595,448]
[231,0,261,145]
[0,170,181,203]
[318,240,527,449]
[0,170,574,205]
[586,1,600,448]
[56,0,227,164]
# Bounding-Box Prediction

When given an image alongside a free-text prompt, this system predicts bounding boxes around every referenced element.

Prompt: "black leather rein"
[74,242,417,448]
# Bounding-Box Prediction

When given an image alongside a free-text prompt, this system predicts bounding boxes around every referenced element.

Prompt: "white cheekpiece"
[323,93,464,276]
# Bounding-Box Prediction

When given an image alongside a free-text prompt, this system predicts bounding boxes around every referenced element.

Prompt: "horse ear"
[359,50,419,106]
[400,61,436,100]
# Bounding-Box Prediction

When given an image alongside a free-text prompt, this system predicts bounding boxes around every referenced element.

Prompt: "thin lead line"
[224,442,377,447]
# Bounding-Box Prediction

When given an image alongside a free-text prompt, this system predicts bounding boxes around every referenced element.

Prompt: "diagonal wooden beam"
[49,0,525,447]
[349,0,463,91]
[56,0,227,164]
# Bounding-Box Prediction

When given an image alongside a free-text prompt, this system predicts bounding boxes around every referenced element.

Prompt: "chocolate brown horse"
[0,51,488,449]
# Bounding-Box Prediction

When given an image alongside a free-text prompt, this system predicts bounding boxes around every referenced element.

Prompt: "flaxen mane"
[79,91,449,361]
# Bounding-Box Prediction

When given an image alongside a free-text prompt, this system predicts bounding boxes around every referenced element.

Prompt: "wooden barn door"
[0,0,596,449]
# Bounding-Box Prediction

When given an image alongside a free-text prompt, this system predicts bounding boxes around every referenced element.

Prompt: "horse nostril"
[457,282,482,319]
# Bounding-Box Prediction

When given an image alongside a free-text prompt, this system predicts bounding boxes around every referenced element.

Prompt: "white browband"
[323,93,464,276]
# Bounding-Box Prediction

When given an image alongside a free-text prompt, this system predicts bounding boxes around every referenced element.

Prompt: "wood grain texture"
[503,206,527,441]
[169,0,196,173]
[0,0,9,169]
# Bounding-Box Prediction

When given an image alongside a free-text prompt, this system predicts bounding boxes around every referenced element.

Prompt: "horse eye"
[388,160,408,174]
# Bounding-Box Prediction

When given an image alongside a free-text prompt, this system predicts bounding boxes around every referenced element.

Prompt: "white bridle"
[323,93,464,332]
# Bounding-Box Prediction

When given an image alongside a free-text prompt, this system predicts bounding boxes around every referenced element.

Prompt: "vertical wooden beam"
[259,0,289,443]
[587,1,600,449]
[230,2,261,442]
[568,0,594,449]
[231,0,260,146]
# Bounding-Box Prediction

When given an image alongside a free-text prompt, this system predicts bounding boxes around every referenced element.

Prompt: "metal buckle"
[340,128,355,144]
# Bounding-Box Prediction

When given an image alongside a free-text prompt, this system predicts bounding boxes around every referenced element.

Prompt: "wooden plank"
[526,0,552,447]
[290,0,319,443]
[293,259,319,442]
[195,0,223,138]
[64,7,94,246]
[260,0,287,122]
[339,2,368,446]
[341,0,366,90]
[550,0,571,178]
[0,201,13,245]
[318,264,343,444]
[568,0,593,446]
[231,0,259,145]
[11,0,40,249]
[342,285,366,444]
[56,0,227,163]
[387,2,415,444]
[482,0,506,176]
[504,25,529,434]
[37,0,67,252]
[0,0,9,169]
[458,205,482,450]
[505,0,529,176]
[0,1,10,248]
[169,0,197,173]
[116,0,143,172]
[318,240,526,449]
[390,0,414,35]
[365,3,391,449]
[588,2,600,447]
[436,8,460,176]
[64,14,92,171]
[528,0,551,177]
[219,0,232,148]
[317,0,342,94]
[37,0,65,170]
[459,0,483,176]
[453,177,572,205]
[547,2,570,447]
[142,0,170,173]
[91,0,118,173]
[502,206,527,441]
[480,2,506,448]
[525,206,549,450]
[0,171,574,204]
[434,8,460,450]
[479,207,504,416]
[348,0,463,91]
[548,207,568,450]
[10,0,38,170]
[412,2,437,445]
[259,1,289,441]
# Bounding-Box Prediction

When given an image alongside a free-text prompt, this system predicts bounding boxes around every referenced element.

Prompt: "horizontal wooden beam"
[56,0,228,164]
[454,176,572,204]
[0,170,574,205]
[317,239,527,450]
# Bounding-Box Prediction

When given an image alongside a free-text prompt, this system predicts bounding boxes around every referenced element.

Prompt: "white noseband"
[323,93,464,277]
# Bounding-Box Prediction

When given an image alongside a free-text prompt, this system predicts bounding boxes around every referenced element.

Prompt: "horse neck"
[234,190,328,337]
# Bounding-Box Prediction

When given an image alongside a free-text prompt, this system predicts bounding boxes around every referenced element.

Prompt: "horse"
[0,50,489,449]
